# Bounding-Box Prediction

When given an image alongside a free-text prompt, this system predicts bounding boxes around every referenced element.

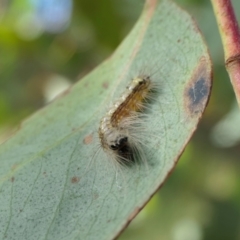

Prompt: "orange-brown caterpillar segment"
[98,75,154,164]
[111,77,151,127]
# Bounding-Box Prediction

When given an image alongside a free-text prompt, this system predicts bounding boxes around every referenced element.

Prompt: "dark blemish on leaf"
[11,177,15,182]
[102,82,109,89]
[188,78,208,105]
[83,134,93,144]
[177,39,181,43]
[93,192,99,200]
[184,57,212,116]
[71,176,80,183]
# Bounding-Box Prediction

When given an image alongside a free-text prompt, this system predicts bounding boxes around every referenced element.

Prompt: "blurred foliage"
[0,0,240,240]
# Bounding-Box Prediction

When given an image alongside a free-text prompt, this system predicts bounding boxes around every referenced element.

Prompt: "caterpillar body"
[98,75,156,165]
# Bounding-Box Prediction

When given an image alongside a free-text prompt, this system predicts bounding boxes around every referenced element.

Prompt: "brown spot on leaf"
[71,176,80,183]
[102,82,109,89]
[83,134,93,144]
[184,57,212,117]
[11,177,15,182]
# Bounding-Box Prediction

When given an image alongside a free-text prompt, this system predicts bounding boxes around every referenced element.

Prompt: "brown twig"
[211,0,240,106]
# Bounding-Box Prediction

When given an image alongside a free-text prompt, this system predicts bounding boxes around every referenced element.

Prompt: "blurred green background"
[1,0,240,239]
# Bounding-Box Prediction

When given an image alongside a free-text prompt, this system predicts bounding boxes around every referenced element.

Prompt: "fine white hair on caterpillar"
[98,74,159,167]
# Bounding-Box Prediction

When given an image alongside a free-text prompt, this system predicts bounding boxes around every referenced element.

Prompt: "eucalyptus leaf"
[0,0,212,239]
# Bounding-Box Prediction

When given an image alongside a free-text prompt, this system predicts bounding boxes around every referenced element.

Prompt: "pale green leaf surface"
[0,0,212,239]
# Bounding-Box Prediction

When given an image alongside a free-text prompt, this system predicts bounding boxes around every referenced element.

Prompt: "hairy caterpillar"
[98,75,157,166]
